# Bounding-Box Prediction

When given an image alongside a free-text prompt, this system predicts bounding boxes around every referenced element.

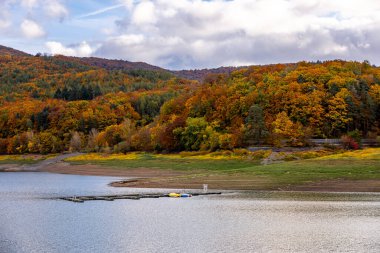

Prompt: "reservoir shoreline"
[1,148,380,192]
[1,161,380,192]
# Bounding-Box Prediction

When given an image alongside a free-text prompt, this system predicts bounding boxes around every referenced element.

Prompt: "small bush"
[284,154,298,161]
[210,150,233,157]
[232,148,251,156]
[250,150,272,160]
[341,135,359,150]
[347,129,362,144]
[296,151,320,159]
[114,141,131,154]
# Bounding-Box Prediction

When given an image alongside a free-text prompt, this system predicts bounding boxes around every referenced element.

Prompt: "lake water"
[1,172,379,253]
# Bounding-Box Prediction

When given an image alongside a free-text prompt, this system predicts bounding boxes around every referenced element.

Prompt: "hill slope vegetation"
[0,46,379,154]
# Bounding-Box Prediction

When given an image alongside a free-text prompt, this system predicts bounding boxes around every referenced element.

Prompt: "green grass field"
[68,156,260,172]
[65,148,380,187]
[0,155,46,165]
[1,148,379,190]
[237,159,380,185]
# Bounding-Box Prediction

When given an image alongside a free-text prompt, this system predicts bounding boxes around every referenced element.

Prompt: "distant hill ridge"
[76,56,166,72]
[0,45,30,57]
[0,44,246,81]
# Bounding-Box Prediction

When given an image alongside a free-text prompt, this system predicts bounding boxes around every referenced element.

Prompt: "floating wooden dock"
[58,192,222,203]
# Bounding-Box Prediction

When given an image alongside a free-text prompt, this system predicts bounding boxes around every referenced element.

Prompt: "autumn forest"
[1,47,380,154]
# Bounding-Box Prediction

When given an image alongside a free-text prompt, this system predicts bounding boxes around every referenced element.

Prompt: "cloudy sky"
[0,0,379,69]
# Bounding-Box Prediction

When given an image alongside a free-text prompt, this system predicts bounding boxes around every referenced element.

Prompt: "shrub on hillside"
[341,135,359,150]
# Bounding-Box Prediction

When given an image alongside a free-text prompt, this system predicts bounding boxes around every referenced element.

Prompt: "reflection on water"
[0,172,379,253]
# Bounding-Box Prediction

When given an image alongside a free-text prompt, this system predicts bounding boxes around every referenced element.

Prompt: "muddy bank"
[41,162,187,178]
[0,153,82,172]
[110,174,380,192]
[0,164,25,172]
[110,174,275,190]
[287,179,380,192]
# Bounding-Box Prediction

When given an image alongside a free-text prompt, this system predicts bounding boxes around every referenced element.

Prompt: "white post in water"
[203,184,208,193]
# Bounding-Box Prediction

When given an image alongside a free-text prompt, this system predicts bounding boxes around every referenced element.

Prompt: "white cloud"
[92,0,380,69]
[0,19,11,30]
[1,0,69,38]
[96,34,186,65]
[12,0,69,20]
[20,19,45,38]
[108,34,145,46]
[0,2,12,31]
[5,0,380,69]
[0,14,11,30]
[21,0,38,9]
[44,0,68,20]
[131,1,157,25]
[119,0,134,10]
[45,41,94,57]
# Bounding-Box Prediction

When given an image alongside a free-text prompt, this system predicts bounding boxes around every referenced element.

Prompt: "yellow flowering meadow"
[316,148,380,160]
[66,153,141,161]
[0,154,50,162]
[65,148,380,163]
[66,150,263,162]
[159,152,245,160]
[0,155,44,161]
[0,155,21,161]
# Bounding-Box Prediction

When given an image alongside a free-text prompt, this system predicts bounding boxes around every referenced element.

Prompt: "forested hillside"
[0,45,30,57]
[0,48,379,154]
